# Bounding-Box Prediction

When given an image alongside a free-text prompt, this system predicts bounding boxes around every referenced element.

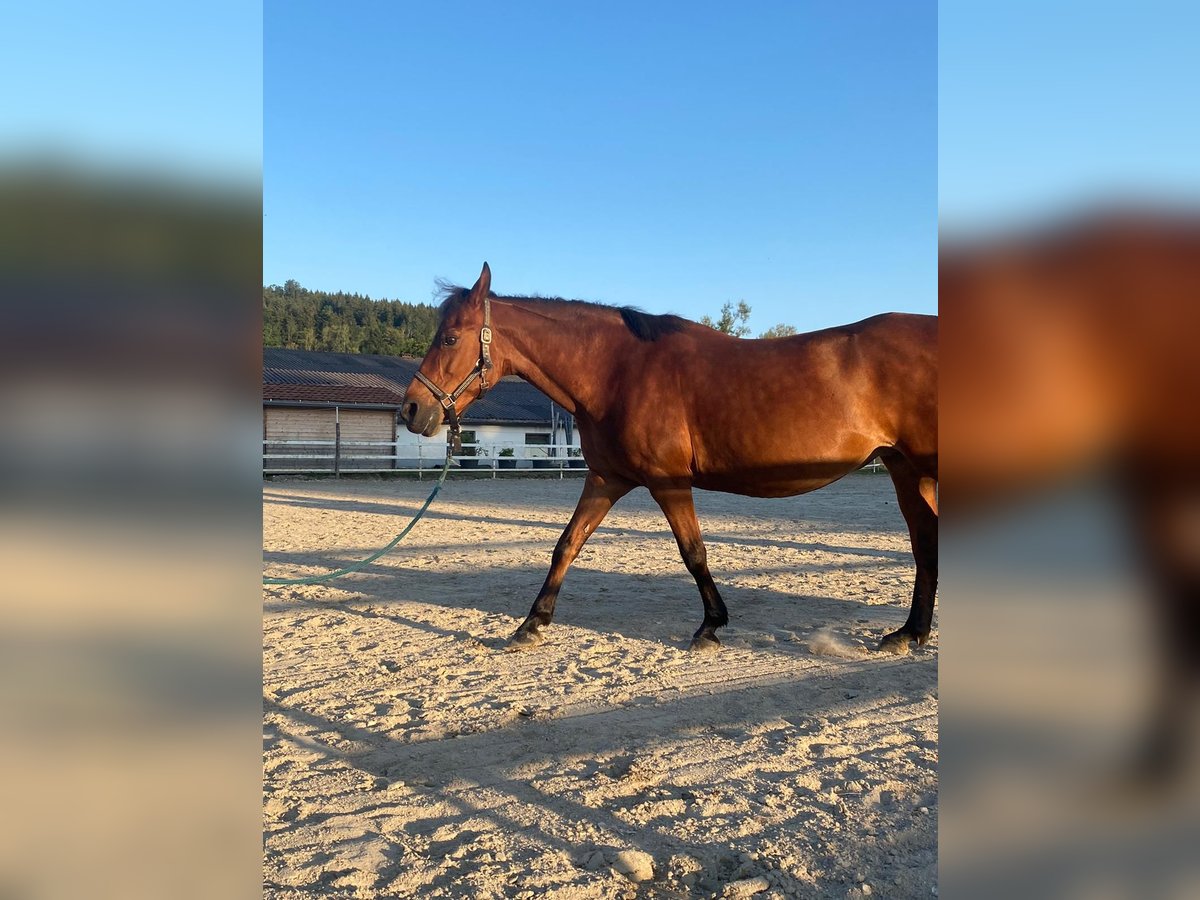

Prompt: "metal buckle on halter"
[480,326,493,345]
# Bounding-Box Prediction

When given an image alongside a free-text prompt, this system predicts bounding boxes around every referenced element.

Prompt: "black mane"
[618,306,687,342]
[434,281,686,342]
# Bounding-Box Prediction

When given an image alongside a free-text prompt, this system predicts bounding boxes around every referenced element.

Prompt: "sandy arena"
[263,472,937,899]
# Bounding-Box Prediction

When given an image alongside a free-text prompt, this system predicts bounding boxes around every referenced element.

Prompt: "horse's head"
[401,262,495,437]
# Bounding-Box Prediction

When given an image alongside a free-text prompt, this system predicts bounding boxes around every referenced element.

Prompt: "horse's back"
[778,312,937,463]
[646,312,937,494]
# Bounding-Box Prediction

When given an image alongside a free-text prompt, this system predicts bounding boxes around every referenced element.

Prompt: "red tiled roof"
[262,349,556,423]
[263,384,403,404]
[263,367,409,392]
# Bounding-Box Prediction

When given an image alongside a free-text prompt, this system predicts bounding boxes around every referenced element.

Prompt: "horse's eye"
[443,335,458,346]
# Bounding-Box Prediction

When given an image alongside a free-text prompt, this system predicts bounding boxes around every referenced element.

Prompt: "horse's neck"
[497,302,613,416]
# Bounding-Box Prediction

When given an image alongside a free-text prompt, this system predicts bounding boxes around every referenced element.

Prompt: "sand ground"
[263,472,937,899]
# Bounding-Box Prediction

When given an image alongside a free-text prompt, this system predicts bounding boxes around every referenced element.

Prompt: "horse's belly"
[692,467,853,498]
[688,421,883,497]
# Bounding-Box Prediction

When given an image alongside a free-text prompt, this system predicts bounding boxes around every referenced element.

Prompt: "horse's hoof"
[506,628,544,652]
[688,634,721,653]
[878,630,924,655]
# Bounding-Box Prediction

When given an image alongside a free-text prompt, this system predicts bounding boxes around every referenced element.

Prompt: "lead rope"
[263,432,455,586]
[265,298,491,586]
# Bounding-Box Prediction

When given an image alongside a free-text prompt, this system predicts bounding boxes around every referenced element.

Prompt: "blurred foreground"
[0,164,262,899]
[941,211,1200,897]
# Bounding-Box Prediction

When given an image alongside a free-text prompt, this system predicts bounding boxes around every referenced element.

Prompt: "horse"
[401,263,938,654]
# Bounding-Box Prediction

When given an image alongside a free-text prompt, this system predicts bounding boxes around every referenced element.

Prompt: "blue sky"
[6,3,1194,330]
[265,2,936,332]
[940,1,1200,230]
[1,1,261,182]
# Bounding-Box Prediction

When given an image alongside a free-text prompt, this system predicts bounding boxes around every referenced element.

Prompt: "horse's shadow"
[264,653,936,898]
[264,480,936,895]
[262,551,918,657]
[264,472,922,653]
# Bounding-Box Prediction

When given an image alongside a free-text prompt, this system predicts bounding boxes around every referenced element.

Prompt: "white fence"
[263,440,588,478]
[264,438,887,478]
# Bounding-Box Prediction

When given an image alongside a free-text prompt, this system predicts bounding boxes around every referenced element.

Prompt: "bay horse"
[401,263,937,654]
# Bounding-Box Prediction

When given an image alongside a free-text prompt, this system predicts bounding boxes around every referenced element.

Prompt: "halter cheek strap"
[413,296,494,452]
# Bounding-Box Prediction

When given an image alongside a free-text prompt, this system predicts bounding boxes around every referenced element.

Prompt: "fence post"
[418,440,423,481]
[333,406,341,478]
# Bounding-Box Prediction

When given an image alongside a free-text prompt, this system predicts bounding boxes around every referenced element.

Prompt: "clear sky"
[940,1,1200,231]
[1,1,261,182]
[265,2,936,333]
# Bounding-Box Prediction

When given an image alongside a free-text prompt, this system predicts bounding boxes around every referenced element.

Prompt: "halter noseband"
[412,295,494,452]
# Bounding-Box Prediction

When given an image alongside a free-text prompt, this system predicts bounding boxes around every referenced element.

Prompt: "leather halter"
[412,295,494,451]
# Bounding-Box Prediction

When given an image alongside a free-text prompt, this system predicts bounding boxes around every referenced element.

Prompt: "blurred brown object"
[942,210,1200,779]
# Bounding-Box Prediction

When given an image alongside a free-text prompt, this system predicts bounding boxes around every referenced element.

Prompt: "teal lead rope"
[263,446,453,586]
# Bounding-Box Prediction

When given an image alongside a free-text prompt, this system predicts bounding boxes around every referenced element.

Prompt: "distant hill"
[263,280,438,355]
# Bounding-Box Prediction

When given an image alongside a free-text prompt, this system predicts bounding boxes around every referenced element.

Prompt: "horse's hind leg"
[1125,477,1200,783]
[650,483,729,653]
[508,472,632,650]
[879,453,939,654]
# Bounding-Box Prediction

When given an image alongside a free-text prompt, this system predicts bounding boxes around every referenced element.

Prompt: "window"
[524,432,551,458]
[460,429,477,456]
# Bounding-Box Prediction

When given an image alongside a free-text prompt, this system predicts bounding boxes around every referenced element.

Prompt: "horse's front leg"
[508,472,632,650]
[650,482,729,652]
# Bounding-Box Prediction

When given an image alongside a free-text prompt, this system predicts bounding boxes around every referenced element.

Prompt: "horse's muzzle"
[400,395,442,437]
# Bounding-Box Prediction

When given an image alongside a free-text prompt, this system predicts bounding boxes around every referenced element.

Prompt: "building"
[263,348,581,474]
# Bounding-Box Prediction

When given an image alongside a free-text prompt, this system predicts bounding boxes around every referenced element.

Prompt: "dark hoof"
[506,627,545,652]
[688,633,721,653]
[878,629,927,656]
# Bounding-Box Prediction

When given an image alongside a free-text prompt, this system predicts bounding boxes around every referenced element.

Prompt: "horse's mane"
[435,282,687,343]
[617,306,687,341]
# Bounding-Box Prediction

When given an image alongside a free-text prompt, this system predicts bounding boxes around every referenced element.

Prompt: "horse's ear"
[468,262,491,304]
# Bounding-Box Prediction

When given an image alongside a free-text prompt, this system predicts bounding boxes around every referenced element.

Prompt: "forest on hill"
[263,281,796,355]
[263,280,439,356]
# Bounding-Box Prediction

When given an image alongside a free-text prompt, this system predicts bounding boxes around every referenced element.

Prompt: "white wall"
[463,424,579,458]
[394,421,581,468]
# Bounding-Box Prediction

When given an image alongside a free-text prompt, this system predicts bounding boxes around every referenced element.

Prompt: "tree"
[758,323,798,339]
[701,300,752,337]
[262,281,440,354]
[700,301,799,339]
